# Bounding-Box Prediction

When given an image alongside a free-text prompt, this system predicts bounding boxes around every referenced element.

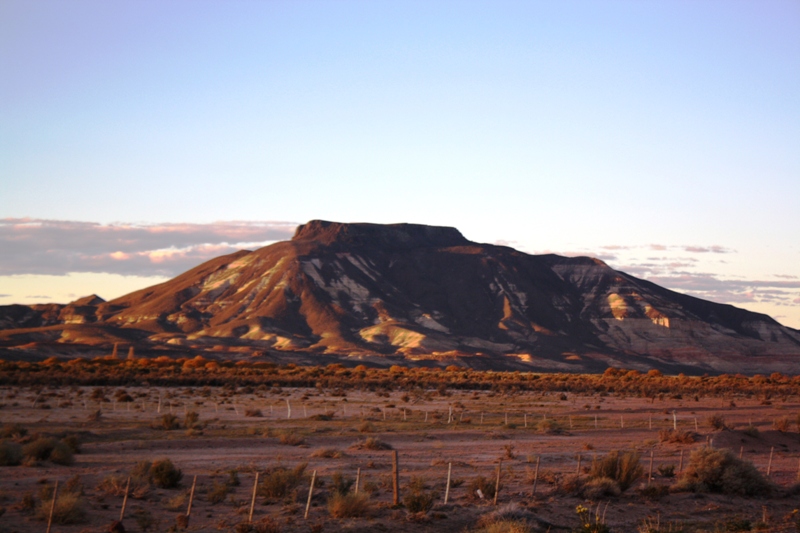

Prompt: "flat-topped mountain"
[2,220,799,374]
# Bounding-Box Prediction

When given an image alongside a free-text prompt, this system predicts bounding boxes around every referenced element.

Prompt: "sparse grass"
[673,446,774,496]
[773,416,791,432]
[258,463,307,500]
[278,431,305,446]
[35,484,86,525]
[150,458,183,488]
[0,440,22,466]
[742,425,760,438]
[358,421,376,433]
[152,413,180,430]
[327,492,370,518]
[658,429,697,444]
[707,414,727,431]
[310,447,344,459]
[207,481,231,504]
[403,490,436,513]
[588,450,643,492]
[330,472,355,496]
[467,475,497,500]
[350,437,392,450]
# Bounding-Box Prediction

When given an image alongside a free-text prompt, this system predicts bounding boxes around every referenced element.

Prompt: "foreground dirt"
[1,385,799,532]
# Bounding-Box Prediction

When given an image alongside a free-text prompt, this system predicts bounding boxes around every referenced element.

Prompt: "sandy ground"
[1,385,799,532]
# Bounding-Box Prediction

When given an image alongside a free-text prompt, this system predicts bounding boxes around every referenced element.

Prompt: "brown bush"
[673,446,774,496]
[258,463,307,500]
[349,437,392,450]
[278,431,305,446]
[658,429,697,444]
[588,451,642,492]
[327,492,370,518]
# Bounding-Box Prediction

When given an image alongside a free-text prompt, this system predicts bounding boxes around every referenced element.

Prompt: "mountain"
[2,220,799,374]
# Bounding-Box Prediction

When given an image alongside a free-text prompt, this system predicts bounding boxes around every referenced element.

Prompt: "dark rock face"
[1,220,799,373]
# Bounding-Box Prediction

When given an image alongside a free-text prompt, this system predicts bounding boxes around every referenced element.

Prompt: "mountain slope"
[2,220,799,373]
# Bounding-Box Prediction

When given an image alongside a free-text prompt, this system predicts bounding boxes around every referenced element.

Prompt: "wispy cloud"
[0,218,297,277]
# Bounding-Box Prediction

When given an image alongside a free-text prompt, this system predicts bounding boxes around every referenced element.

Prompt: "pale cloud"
[683,245,734,254]
[0,218,297,277]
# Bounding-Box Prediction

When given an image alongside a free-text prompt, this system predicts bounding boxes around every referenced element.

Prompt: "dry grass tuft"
[673,446,774,496]
[310,447,344,459]
[258,463,307,500]
[658,429,697,444]
[327,492,370,518]
[588,450,643,492]
[349,437,392,450]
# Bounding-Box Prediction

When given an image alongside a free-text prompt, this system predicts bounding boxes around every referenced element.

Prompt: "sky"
[1,0,799,328]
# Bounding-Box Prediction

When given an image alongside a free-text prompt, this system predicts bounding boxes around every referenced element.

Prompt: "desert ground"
[1,381,800,533]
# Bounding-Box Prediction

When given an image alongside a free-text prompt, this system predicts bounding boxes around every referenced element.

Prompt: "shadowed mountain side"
[1,220,799,374]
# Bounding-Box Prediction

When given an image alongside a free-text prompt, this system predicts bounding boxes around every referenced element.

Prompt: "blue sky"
[1,0,799,328]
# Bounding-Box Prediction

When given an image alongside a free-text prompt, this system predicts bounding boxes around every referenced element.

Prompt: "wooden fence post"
[576,454,582,476]
[678,450,684,474]
[392,450,400,506]
[45,481,59,533]
[444,462,452,504]
[493,460,502,506]
[767,447,774,476]
[532,456,540,497]
[249,472,259,523]
[304,470,316,519]
[186,475,197,520]
[648,450,654,486]
[355,467,361,494]
[119,476,130,521]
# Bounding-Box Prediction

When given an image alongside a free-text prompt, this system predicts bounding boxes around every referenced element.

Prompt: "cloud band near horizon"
[0,218,297,277]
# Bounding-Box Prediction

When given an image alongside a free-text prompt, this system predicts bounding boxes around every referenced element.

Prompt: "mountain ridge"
[1,220,798,374]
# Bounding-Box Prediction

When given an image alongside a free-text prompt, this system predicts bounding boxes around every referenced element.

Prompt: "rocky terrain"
[1,220,799,374]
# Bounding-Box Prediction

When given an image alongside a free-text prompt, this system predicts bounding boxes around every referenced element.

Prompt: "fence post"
[444,462,452,504]
[531,456,540,497]
[648,450,654,486]
[678,450,684,474]
[119,476,130,521]
[493,460,502,505]
[767,447,774,476]
[249,472,259,523]
[304,470,316,519]
[45,480,59,533]
[186,475,197,520]
[392,450,400,506]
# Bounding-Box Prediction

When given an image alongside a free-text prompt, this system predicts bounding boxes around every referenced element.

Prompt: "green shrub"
[0,440,22,466]
[588,451,643,492]
[150,458,182,488]
[258,463,307,500]
[327,492,370,518]
[673,447,773,496]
